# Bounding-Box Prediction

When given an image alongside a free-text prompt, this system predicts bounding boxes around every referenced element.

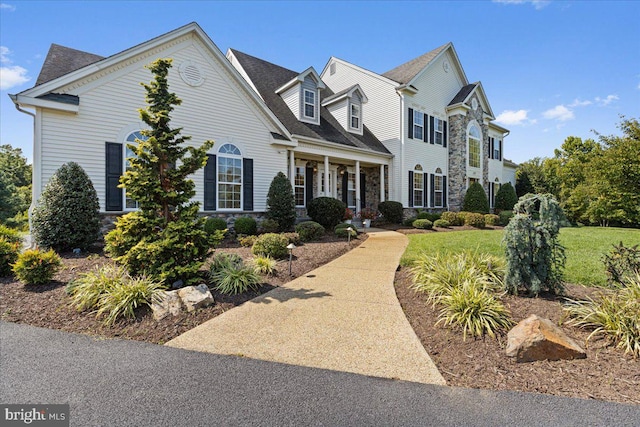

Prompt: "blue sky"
[1,0,638,164]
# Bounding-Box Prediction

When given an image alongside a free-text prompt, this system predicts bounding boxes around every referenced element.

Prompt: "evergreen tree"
[265,172,296,232]
[105,58,222,285]
[462,182,490,214]
[494,182,518,211]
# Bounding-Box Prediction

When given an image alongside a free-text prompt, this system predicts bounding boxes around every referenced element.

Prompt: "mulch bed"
[0,233,366,345]
[394,267,640,405]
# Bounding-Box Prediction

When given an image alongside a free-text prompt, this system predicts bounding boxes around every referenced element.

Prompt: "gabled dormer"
[322,84,368,135]
[275,67,325,125]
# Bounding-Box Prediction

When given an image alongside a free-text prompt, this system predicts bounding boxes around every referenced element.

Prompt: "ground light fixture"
[287,243,296,276]
[346,227,353,245]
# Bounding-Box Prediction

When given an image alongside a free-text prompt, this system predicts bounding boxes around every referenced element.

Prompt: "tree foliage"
[494,182,518,211]
[265,172,296,232]
[105,58,222,285]
[462,182,489,214]
[0,144,31,224]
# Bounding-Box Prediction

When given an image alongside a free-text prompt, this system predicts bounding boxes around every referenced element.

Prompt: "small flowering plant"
[358,208,378,220]
[343,208,354,220]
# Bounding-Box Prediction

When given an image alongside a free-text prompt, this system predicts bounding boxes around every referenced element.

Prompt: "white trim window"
[413,165,424,208]
[494,139,501,160]
[350,103,361,130]
[320,171,333,197]
[303,89,316,120]
[413,110,424,141]
[468,125,481,169]
[434,168,444,208]
[294,166,305,207]
[217,143,242,210]
[434,118,444,145]
[124,131,145,210]
[347,172,356,209]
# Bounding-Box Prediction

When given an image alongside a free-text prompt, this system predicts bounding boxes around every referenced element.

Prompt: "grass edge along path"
[400,227,640,286]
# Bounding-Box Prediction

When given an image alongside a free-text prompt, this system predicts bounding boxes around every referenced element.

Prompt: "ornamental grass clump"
[252,256,277,276]
[67,264,128,311]
[564,275,640,357]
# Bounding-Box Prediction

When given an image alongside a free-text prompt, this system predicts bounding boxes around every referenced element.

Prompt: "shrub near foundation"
[234,217,257,235]
[0,238,20,277]
[412,219,433,230]
[377,201,404,224]
[12,249,61,285]
[295,221,325,242]
[252,233,289,259]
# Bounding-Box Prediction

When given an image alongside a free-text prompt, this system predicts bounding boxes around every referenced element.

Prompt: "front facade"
[10,23,512,225]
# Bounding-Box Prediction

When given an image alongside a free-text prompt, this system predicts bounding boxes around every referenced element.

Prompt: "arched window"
[468,125,481,169]
[124,131,147,210]
[217,144,243,210]
[413,164,424,208]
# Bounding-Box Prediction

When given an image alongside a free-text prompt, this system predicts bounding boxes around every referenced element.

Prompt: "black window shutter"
[204,154,216,211]
[408,171,414,207]
[429,116,435,144]
[499,140,503,161]
[360,172,366,209]
[305,166,314,207]
[443,176,448,208]
[105,142,123,211]
[490,137,494,160]
[423,113,429,142]
[430,174,435,208]
[489,182,494,208]
[408,108,414,139]
[342,172,348,205]
[243,158,254,211]
[443,121,448,148]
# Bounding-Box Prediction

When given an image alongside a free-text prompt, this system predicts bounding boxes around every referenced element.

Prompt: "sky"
[1,0,639,165]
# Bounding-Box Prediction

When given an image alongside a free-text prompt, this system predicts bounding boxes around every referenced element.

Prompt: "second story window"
[350,103,361,130]
[304,89,316,119]
[468,125,481,169]
[494,139,501,160]
[434,118,444,145]
[413,110,424,141]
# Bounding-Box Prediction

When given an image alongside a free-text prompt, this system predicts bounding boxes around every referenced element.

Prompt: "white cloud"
[495,109,533,126]
[492,0,550,10]
[595,94,619,106]
[0,46,10,63]
[0,3,15,11]
[542,105,574,121]
[0,46,30,90]
[568,98,592,107]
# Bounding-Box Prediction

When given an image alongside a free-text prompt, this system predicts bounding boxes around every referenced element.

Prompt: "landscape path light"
[347,227,353,245]
[287,243,296,276]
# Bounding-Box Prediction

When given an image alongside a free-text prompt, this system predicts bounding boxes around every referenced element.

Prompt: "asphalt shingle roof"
[36,44,104,86]
[448,83,478,106]
[382,43,449,84]
[230,49,390,155]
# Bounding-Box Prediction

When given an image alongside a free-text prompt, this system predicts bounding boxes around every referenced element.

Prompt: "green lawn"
[401,227,640,286]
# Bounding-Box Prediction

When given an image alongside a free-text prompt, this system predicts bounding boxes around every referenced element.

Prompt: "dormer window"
[350,103,361,130]
[304,89,316,119]
[321,83,367,135]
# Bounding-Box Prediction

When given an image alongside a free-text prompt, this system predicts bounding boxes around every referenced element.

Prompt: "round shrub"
[266,172,296,232]
[464,213,486,228]
[335,223,357,238]
[234,217,257,235]
[307,197,346,229]
[377,201,403,224]
[417,212,441,222]
[282,232,301,246]
[238,235,257,247]
[32,162,100,251]
[252,233,289,259]
[484,214,500,226]
[12,249,61,285]
[494,182,518,211]
[457,211,472,224]
[295,221,325,242]
[204,217,227,234]
[403,216,417,227]
[259,219,279,234]
[499,210,514,226]
[0,224,22,245]
[0,238,20,277]
[335,222,358,232]
[412,219,433,229]
[462,182,490,214]
[416,212,430,220]
[433,219,450,228]
[441,211,462,226]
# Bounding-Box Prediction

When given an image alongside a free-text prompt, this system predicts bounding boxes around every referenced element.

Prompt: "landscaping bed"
[394,267,640,405]
[0,233,365,344]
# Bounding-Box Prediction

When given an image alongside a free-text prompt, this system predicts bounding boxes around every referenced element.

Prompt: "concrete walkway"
[167,229,445,385]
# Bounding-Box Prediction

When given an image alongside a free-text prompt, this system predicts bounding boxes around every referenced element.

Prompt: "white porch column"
[355,160,361,213]
[380,164,385,203]
[324,156,330,197]
[289,150,295,188]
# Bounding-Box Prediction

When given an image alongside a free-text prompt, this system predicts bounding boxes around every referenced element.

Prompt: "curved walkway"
[167,229,445,385]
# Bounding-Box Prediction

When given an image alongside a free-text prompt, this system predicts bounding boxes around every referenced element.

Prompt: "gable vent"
[179,60,205,87]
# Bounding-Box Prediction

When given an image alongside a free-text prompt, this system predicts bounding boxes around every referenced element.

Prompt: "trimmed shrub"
[499,210,514,226]
[416,212,430,220]
[234,217,257,235]
[307,197,346,229]
[335,226,357,238]
[252,233,289,259]
[238,235,258,248]
[0,224,22,245]
[335,222,358,232]
[441,211,462,226]
[462,182,490,214]
[413,219,433,229]
[259,219,279,234]
[403,216,417,227]
[295,221,325,242]
[433,219,450,228]
[603,242,640,287]
[494,182,518,211]
[282,232,301,246]
[266,172,296,232]
[252,256,277,276]
[204,217,227,234]
[12,249,61,285]
[0,238,20,276]
[31,162,100,251]
[457,211,472,224]
[377,201,403,224]
[484,214,500,226]
[464,213,486,228]
[417,212,441,222]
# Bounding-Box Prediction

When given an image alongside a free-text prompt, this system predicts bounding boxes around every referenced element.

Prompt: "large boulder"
[506,314,586,362]
[177,284,214,312]
[151,290,183,321]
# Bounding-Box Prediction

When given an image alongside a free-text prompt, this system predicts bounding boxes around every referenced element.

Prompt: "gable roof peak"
[36,43,105,86]
[382,42,451,84]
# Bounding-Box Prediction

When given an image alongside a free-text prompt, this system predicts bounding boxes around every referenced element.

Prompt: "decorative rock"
[177,284,214,312]
[171,279,184,290]
[151,290,183,321]
[506,314,586,362]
